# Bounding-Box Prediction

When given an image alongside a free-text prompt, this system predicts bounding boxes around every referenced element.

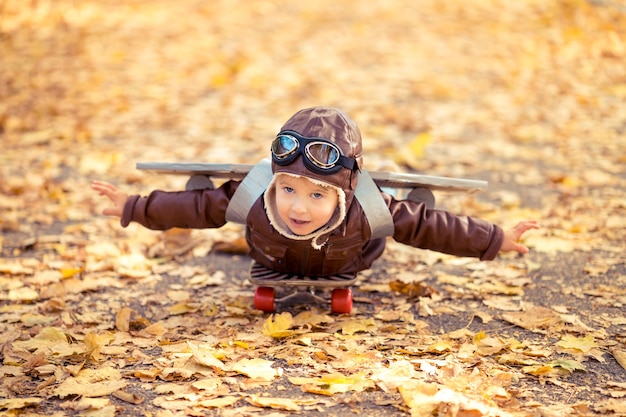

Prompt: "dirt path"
[1,1,625,415]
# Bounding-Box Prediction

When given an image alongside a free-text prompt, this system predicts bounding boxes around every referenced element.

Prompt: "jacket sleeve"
[120,180,240,230]
[387,195,504,261]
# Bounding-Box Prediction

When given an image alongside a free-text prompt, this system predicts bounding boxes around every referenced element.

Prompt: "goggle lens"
[271,135,299,159]
[305,143,340,167]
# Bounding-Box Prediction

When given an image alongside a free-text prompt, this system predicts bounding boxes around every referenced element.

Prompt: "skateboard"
[136,161,488,314]
[248,262,356,314]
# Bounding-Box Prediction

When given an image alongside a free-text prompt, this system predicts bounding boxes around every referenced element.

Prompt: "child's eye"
[283,186,294,193]
[312,192,323,199]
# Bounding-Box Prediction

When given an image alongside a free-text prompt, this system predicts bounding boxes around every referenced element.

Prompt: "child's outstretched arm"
[92,180,129,218]
[500,220,540,254]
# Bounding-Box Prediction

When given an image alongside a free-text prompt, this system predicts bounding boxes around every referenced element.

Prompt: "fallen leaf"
[340,318,377,336]
[232,358,281,381]
[501,306,561,331]
[556,334,597,354]
[0,397,43,411]
[112,390,145,404]
[246,394,301,411]
[290,372,374,396]
[54,366,128,398]
[262,312,295,339]
[197,396,240,408]
[83,332,114,362]
[611,348,626,372]
[370,360,418,392]
[188,341,226,371]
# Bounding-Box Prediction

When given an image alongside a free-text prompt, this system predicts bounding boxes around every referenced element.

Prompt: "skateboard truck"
[254,286,353,314]
[249,263,355,314]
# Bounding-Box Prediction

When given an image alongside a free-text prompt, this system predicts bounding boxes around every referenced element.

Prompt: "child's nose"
[291,198,307,213]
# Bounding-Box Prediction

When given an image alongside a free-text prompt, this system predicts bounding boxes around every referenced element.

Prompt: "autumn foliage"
[1,0,625,416]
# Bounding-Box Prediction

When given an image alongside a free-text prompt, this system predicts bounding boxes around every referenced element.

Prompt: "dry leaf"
[611,348,626,372]
[232,358,281,381]
[112,390,145,404]
[246,394,301,412]
[556,334,597,354]
[54,367,127,398]
[290,372,374,396]
[188,341,226,371]
[262,312,295,339]
[501,306,561,331]
[0,397,43,411]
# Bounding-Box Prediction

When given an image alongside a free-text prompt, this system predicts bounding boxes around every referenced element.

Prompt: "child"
[92,106,538,281]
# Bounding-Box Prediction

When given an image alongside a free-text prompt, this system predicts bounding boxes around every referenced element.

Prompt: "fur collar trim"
[264,173,347,250]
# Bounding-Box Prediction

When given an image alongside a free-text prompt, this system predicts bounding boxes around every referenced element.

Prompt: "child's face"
[274,175,339,236]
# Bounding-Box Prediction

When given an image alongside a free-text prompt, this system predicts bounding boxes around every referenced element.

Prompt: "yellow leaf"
[473,330,487,342]
[12,327,68,352]
[392,131,432,169]
[168,301,202,316]
[112,390,144,405]
[550,359,587,373]
[192,378,222,391]
[197,396,240,408]
[188,342,225,371]
[400,380,514,416]
[501,306,561,331]
[293,310,334,326]
[522,359,585,377]
[611,348,626,372]
[84,332,114,362]
[370,360,418,392]
[54,366,127,398]
[8,287,39,302]
[247,394,301,412]
[232,358,280,381]
[408,131,431,159]
[556,334,597,354]
[71,397,111,411]
[427,341,453,354]
[341,318,377,335]
[473,332,508,355]
[296,372,374,396]
[115,307,133,332]
[0,398,43,411]
[60,267,83,279]
[19,313,55,326]
[136,321,166,338]
[262,312,294,339]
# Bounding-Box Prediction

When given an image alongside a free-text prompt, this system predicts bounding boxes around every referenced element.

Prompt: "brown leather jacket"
[121,182,503,276]
[120,107,503,277]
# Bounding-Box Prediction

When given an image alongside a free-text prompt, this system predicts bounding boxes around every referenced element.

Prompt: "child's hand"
[500,220,540,254]
[92,180,128,218]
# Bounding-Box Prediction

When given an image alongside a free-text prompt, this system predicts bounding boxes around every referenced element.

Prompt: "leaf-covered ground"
[1,0,626,416]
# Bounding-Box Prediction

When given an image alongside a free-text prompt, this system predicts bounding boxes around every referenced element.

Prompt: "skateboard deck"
[136,162,488,193]
[248,262,356,314]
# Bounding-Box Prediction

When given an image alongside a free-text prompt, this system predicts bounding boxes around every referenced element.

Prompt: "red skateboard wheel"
[331,288,352,314]
[254,287,275,312]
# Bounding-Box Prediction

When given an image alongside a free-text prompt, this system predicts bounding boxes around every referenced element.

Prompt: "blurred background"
[1,0,625,246]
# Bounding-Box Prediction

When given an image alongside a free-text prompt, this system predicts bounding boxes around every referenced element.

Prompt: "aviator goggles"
[271,131,359,175]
